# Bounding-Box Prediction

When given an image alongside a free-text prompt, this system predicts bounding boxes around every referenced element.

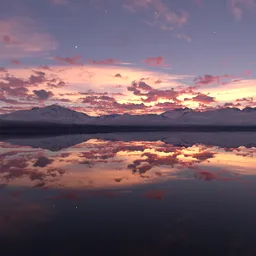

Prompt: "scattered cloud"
[11,59,22,65]
[87,58,121,65]
[175,33,192,42]
[194,74,233,86]
[54,55,82,65]
[123,0,189,31]
[193,0,203,7]
[33,157,54,168]
[142,56,170,67]
[242,70,252,76]
[228,0,255,20]
[0,17,57,58]
[33,89,54,100]
[191,93,216,103]
[0,67,7,73]
[1,64,255,114]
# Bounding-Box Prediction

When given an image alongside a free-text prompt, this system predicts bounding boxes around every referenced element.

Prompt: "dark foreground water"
[0,132,256,255]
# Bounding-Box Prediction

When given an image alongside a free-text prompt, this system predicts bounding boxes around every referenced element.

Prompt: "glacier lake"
[0,132,256,255]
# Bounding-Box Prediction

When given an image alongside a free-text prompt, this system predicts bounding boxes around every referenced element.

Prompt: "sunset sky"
[0,0,256,115]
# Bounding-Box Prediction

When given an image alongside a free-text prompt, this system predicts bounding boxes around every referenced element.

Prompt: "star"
[105,9,108,13]
[75,45,78,49]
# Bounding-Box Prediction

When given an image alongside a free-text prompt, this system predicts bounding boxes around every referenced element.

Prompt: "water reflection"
[0,132,255,189]
[0,132,256,254]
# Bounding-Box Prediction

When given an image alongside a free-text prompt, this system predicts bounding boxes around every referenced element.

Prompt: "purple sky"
[0,0,255,115]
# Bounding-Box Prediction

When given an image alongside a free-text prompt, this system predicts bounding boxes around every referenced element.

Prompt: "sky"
[0,0,256,115]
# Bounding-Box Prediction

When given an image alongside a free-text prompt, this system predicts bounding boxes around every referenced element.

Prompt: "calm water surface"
[0,132,256,255]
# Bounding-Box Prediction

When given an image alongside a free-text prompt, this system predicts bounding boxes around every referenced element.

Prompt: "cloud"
[155,79,163,84]
[142,56,170,67]
[86,58,121,65]
[0,67,7,73]
[40,65,51,70]
[242,70,252,76]
[47,80,66,88]
[11,59,22,65]
[33,157,54,168]
[128,81,153,91]
[1,35,19,45]
[4,64,255,114]
[0,68,67,102]
[194,74,232,86]
[191,93,216,103]
[0,97,22,104]
[33,89,54,100]
[1,86,29,97]
[236,97,254,102]
[128,80,181,103]
[175,33,192,42]
[123,0,189,30]
[80,94,146,113]
[114,73,122,78]
[229,0,255,20]
[193,0,203,7]
[54,55,82,65]
[192,151,216,161]
[155,101,184,110]
[143,190,167,200]
[222,102,241,107]
[0,17,57,58]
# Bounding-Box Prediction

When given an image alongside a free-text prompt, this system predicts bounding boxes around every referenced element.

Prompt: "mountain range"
[1,104,256,126]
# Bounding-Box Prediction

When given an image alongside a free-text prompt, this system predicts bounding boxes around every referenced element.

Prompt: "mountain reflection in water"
[0,132,256,255]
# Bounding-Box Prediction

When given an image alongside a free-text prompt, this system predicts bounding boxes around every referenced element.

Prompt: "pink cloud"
[47,80,66,88]
[11,59,22,65]
[236,97,254,102]
[1,35,20,45]
[0,67,7,73]
[193,0,203,7]
[54,55,82,65]
[222,102,241,107]
[229,0,255,20]
[242,70,252,76]
[155,102,184,110]
[143,190,167,200]
[0,17,57,58]
[40,65,51,70]
[194,74,233,86]
[128,81,153,91]
[33,89,54,100]
[127,80,184,103]
[142,56,170,67]
[192,93,216,103]
[0,97,22,105]
[86,58,121,65]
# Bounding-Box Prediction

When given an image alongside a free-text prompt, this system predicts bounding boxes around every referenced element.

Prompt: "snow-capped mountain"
[161,107,193,119]
[0,104,94,124]
[1,104,256,126]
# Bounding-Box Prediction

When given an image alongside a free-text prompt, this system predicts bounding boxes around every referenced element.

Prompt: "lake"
[0,132,256,255]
